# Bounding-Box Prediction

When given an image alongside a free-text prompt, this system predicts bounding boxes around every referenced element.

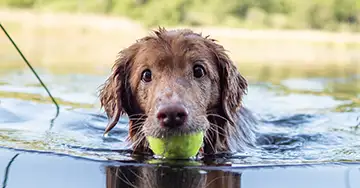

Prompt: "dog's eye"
[141,69,152,82]
[193,65,206,78]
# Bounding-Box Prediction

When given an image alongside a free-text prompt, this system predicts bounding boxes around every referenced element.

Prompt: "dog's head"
[99,27,248,154]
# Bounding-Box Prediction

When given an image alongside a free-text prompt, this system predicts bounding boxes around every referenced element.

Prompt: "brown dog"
[99,27,257,156]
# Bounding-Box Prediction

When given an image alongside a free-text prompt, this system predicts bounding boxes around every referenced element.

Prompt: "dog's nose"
[156,104,188,128]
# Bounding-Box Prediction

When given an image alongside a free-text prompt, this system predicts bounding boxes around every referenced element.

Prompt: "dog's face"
[99,28,248,154]
[131,30,222,138]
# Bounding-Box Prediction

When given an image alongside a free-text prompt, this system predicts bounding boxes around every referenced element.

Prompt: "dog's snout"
[156,104,188,128]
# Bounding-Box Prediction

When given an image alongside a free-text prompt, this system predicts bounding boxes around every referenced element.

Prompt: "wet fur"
[99,27,257,155]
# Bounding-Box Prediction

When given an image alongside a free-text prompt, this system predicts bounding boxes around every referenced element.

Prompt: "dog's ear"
[205,38,248,124]
[99,46,138,135]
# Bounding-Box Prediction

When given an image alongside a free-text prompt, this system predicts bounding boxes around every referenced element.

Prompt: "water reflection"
[3,147,360,188]
[102,158,360,188]
[105,164,241,188]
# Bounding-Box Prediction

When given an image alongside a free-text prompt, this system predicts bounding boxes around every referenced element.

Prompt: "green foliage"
[0,0,35,7]
[1,0,359,31]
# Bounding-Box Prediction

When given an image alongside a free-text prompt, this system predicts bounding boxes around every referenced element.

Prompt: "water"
[1,148,360,188]
[0,63,359,187]
[1,66,359,163]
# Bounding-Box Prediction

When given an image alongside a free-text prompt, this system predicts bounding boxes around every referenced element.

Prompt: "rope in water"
[0,24,61,188]
[2,153,19,188]
[0,24,60,120]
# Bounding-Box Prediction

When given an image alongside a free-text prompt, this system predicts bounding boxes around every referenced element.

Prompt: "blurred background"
[1,0,360,74]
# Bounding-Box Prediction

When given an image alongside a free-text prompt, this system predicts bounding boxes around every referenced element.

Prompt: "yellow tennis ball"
[146,132,204,159]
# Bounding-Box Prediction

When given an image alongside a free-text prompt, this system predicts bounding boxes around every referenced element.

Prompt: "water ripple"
[0,71,359,166]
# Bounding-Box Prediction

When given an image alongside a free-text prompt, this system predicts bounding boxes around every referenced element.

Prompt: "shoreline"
[1,8,360,71]
[2,8,360,42]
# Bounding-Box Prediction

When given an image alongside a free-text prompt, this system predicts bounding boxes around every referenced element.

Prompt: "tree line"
[1,0,359,32]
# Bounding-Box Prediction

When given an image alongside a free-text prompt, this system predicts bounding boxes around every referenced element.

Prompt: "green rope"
[2,153,19,188]
[0,24,60,125]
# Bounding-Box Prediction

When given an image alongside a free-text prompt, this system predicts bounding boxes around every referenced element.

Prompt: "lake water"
[0,57,360,187]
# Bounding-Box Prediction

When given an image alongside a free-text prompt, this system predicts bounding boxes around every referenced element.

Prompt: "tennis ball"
[146,132,204,159]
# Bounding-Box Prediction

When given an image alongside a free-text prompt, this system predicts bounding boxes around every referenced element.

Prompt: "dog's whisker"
[206,121,226,131]
[209,125,227,136]
[128,112,156,118]
[127,117,146,122]
[128,122,144,132]
[204,133,216,153]
[128,114,148,121]
[131,130,146,151]
[127,113,145,117]
[208,126,226,139]
[127,114,147,120]
[208,125,227,138]
[200,114,227,132]
[206,113,229,122]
